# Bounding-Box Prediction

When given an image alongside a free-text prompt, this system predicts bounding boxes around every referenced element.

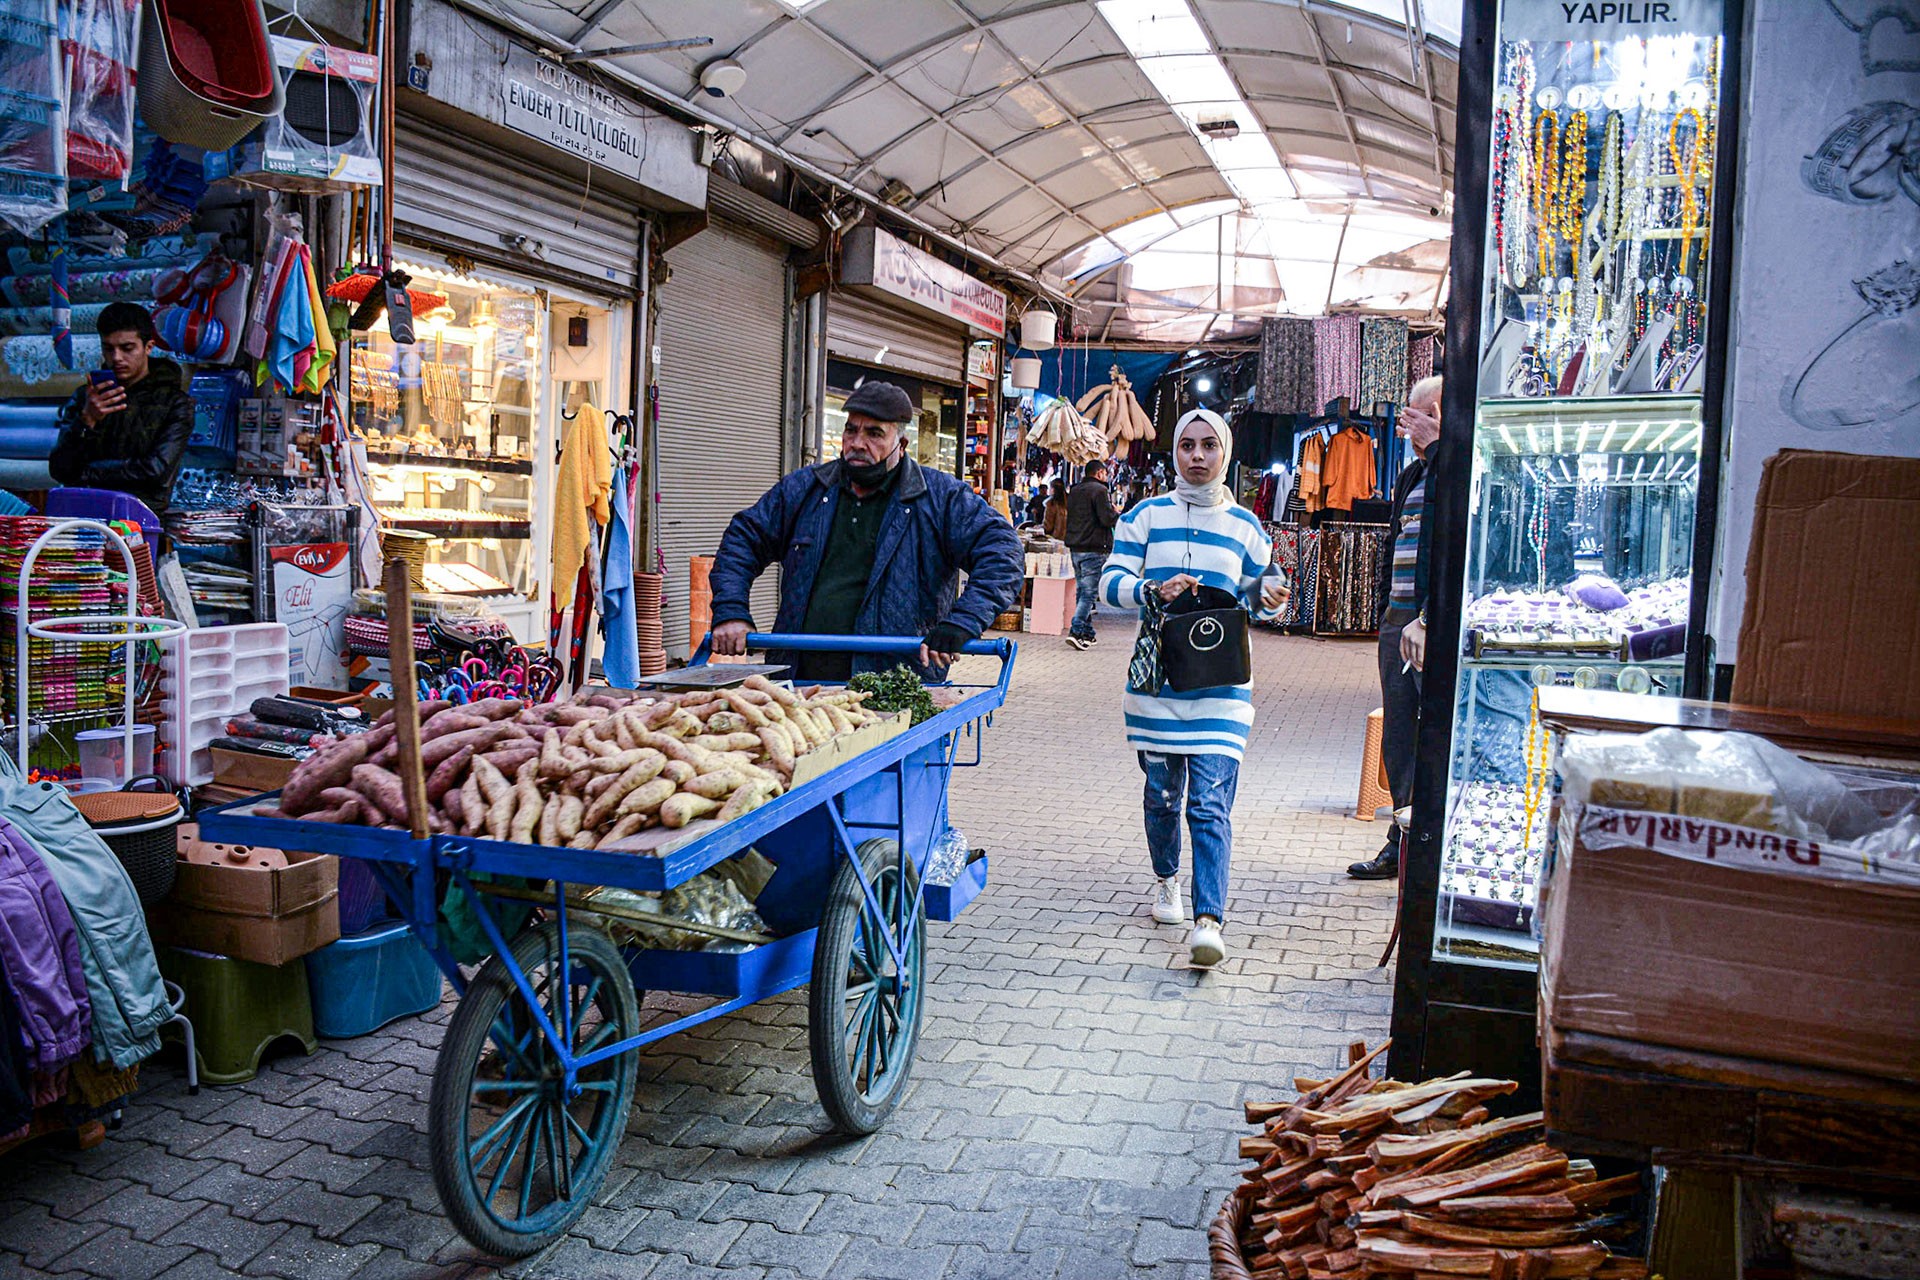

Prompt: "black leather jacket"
[50,358,194,513]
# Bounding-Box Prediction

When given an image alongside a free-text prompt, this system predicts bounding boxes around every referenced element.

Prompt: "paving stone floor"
[0,618,1401,1280]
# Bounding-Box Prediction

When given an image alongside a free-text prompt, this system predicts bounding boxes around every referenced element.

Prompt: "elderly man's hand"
[919,643,960,669]
[1399,403,1441,455]
[712,620,750,656]
[1400,618,1427,672]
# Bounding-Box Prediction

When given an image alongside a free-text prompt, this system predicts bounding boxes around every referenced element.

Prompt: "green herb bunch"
[849,665,939,725]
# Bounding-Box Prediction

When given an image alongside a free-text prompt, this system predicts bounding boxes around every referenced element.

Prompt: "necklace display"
[1487,33,1726,398]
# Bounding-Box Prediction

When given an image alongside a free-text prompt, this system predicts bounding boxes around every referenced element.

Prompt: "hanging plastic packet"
[924,826,969,887]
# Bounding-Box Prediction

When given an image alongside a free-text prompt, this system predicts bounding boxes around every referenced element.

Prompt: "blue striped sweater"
[1101,494,1282,762]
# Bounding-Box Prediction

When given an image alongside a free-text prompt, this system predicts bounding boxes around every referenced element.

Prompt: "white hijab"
[1172,408,1233,509]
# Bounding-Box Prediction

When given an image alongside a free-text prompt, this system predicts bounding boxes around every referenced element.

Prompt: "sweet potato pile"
[1226,1044,1647,1278]
[268,676,890,851]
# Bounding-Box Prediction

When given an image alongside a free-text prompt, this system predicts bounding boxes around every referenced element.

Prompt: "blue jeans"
[1071,552,1105,638]
[1139,751,1238,922]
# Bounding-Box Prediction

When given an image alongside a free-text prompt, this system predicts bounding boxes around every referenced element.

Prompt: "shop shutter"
[826,290,967,385]
[655,221,788,655]
[392,116,640,297]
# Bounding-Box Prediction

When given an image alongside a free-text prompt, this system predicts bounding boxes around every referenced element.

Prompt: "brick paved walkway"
[0,621,1399,1280]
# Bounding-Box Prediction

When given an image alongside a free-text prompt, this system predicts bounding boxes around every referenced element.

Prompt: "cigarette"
[1401,660,1414,673]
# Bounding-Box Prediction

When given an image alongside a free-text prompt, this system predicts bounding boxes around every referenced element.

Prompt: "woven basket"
[74,782,182,908]
[990,609,1023,632]
[136,0,284,151]
[1208,1183,1258,1280]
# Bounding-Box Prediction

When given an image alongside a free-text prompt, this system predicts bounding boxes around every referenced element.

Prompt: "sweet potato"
[613,777,676,820]
[588,748,651,775]
[567,831,598,849]
[280,733,373,815]
[537,790,564,846]
[464,696,524,722]
[817,704,856,736]
[460,772,485,835]
[538,729,568,780]
[483,743,539,777]
[705,711,748,735]
[745,674,800,707]
[693,732,763,754]
[427,745,476,801]
[718,778,771,822]
[720,690,771,727]
[659,792,720,829]
[442,787,466,830]
[756,726,796,777]
[584,773,618,802]
[550,705,604,725]
[419,711,488,743]
[683,770,743,800]
[598,813,649,845]
[302,802,359,824]
[660,760,696,786]
[470,756,510,805]
[508,776,542,844]
[555,793,584,842]
[583,755,669,829]
[485,785,516,841]
[350,763,411,825]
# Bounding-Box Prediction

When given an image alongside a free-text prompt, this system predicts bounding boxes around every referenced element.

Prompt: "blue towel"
[598,465,640,688]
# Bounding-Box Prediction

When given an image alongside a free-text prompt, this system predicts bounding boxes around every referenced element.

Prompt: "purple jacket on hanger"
[0,816,91,1073]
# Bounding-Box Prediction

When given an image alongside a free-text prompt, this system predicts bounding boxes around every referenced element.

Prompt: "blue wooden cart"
[198,634,1013,1256]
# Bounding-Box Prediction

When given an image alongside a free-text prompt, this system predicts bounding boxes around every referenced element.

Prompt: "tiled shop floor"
[0,621,1400,1280]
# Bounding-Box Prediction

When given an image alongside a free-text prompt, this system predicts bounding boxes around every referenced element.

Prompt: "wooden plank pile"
[1228,1042,1649,1279]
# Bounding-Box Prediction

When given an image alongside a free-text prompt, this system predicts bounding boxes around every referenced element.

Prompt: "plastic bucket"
[75,725,156,783]
[1011,357,1042,389]
[1019,310,1057,350]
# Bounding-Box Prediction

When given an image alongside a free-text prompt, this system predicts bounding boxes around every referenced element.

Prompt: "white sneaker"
[1151,876,1186,925]
[1189,917,1226,968]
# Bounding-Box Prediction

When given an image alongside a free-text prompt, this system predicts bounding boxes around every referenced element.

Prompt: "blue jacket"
[710,457,1023,679]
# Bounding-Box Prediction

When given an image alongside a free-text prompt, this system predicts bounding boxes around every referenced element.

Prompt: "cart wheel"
[429,921,638,1257]
[809,836,926,1135]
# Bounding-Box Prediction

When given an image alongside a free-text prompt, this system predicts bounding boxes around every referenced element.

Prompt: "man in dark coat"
[49,302,193,514]
[1062,458,1117,650]
[710,380,1023,682]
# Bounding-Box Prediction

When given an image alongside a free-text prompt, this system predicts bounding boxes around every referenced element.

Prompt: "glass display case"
[1391,0,1736,1094]
[351,264,542,598]
[1436,396,1701,966]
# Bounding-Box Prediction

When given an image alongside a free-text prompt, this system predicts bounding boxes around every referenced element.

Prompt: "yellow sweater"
[552,413,611,607]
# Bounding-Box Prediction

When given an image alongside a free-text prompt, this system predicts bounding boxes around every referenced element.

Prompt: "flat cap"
[843,380,917,424]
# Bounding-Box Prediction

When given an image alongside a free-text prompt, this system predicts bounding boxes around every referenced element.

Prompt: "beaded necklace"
[1559,110,1589,246]
[1668,107,1706,274]
[1506,48,1537,288]
[1492,104,1513,274]
[1532,109,1560,282]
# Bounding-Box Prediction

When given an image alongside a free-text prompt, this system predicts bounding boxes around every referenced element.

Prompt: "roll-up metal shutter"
[656,221,788,654]
[826,290,966,385]
[392,115,640,297]
[708,177,820,249]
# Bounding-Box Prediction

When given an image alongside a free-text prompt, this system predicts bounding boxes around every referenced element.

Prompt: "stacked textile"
[0,519,121,718]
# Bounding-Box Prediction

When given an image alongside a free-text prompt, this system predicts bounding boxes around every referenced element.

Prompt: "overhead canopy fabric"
[471,1,1460,334]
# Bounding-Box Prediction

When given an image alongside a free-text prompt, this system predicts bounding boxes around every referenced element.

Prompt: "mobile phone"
[87,370,118,390]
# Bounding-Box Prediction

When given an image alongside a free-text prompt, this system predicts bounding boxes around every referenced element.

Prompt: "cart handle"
[691,631,1016,695]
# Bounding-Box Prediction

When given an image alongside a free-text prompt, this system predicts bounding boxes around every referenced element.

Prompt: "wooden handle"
[384,559,431,840]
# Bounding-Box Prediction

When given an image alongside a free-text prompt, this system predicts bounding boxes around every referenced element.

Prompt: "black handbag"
[1159,584,1251,692]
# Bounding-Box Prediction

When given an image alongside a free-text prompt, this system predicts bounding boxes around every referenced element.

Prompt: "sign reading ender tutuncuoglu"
[501,44,650,180]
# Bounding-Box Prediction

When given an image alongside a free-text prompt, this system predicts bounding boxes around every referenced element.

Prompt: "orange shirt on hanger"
[1321,426,1377,512]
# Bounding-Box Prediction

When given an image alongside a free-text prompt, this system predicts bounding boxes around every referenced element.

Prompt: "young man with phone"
[49,302,194,514]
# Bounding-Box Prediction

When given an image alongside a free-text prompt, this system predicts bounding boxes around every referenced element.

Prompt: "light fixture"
[1196,114,1239,141]
[1195,377,1213,393]
[879,178,914,208]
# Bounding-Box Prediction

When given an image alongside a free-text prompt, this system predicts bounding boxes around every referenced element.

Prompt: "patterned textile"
[1407,334,1437,390]
[1254,317,1315,414]
[1267,525,1319,631]
[1312,314,1363,411]
[1359,318,1409,411]
[1314,523,1391,634]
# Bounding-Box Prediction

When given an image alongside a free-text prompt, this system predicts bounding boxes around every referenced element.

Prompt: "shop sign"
[269,542,352,689]
[1500,0,1720,41]
[501,44,652,182]
[968,343,996,384]
[842,226,1007,338]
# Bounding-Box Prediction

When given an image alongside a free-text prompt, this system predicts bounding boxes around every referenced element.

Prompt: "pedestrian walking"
[1102,409,1289,967]
[1042,479,1069,541]
[1064,459,1118,650]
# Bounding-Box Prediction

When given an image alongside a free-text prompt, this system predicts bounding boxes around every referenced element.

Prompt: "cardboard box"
[210,745,299,793]
[1539,806,1920,1085]
[1733,450,1920,720]
[156,833,340,966]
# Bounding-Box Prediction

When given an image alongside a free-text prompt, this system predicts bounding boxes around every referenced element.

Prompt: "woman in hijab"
[1101,409,1289,967]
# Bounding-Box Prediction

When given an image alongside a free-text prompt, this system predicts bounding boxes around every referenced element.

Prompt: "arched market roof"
[471,0,1460,341]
